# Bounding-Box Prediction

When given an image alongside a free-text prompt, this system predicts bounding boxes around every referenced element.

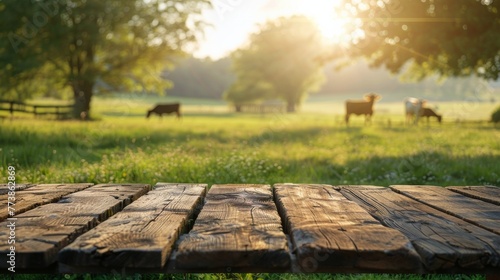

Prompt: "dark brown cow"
[421,107,442,123]
[146,103,181,118]
[345,93,381,124]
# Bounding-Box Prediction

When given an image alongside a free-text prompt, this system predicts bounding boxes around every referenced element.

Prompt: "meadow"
[0,96,499,187]
[0,97,498,280]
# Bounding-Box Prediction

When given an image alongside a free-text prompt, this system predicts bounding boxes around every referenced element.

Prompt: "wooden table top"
[0,183,499,274]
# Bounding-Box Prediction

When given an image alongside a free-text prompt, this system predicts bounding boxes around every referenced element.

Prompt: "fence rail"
[0,100,73,119]
[234,104,285,114]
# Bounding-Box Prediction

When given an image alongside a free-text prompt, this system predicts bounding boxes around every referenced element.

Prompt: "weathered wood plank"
[274,184,421,272]
[0,184,150,269]
[175,184,290,270]
[0,183,34,194]
[58,183,206,269]
[447,186,500,206]
[0,183,93,222]
[391,185,500,235]
[341,185,500,271]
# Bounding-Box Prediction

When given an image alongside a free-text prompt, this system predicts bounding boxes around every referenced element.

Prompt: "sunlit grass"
[1,110,498,187]
[1,98,496,280]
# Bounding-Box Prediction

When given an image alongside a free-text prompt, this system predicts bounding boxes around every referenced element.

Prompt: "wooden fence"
[0,100,73,119]
[235,104,285,114]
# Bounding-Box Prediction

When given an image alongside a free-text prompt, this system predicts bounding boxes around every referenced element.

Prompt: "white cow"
[405,97,426,125]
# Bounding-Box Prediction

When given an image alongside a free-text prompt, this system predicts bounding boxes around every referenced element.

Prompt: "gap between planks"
[58,183,207,270]
[0,184,150,269]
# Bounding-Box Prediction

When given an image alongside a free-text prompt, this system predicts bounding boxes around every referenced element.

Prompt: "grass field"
[0,97,498,279]
[1,97,499,187]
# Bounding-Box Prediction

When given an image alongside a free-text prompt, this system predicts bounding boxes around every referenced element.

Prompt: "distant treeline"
[165,57,235,99]
[165,55,498,102]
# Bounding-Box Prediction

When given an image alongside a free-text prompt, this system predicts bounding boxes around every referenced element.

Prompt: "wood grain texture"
[341,185,500,271]
[274,184,421,272]
[0,184,93,221]
[58,183,206,269]
[391,185,500,235]
[0,184,150,269]
[175,184,290,270]
[0,183,34,194]
[446,186,500,206]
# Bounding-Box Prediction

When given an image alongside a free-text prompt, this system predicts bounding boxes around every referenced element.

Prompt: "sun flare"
[293,0,353,45]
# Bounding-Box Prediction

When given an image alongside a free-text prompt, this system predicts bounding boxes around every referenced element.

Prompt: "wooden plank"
[0,184,34,194]
[341,185,500,271]
[58,183,206,269]
[274,184,421,272]
[0,183,93,222]
[175,184,290,270]
[391,185,500,235]
[0,184,150,269]
[447,186,500,206]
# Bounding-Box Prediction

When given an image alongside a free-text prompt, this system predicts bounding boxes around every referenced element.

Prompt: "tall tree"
[343,0,500,80]
[230,16,327,112]
[0,0,209,118]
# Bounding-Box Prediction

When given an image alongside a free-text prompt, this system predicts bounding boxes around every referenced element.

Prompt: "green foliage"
[492,105,500,123]
[229,16,327,112]
[223,80,275,107]
[166,56,235,99]
[0,0,209,117]
[344,0,500,80]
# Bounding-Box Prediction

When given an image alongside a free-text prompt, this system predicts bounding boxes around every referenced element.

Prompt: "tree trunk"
[286,101,296,113]
[72,81,93,120]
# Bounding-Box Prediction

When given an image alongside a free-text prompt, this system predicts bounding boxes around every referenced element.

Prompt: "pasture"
[0,97,498,280]
[1,96,498,188]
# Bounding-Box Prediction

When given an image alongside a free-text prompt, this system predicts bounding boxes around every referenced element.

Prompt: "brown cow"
[421,107,442,124]
[345,93,381,125]
[146,103,181,118]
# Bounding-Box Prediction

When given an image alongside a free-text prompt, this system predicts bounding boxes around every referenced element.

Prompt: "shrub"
[492,106,500,124]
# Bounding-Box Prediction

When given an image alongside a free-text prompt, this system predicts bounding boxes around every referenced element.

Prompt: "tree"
[223,80,275,111]
[167,56,235,99]
[343,0,500,80]
[229,16,327,112]
[0,0,209,118]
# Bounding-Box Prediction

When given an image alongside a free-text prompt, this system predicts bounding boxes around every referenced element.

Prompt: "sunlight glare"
[293,0,353,46]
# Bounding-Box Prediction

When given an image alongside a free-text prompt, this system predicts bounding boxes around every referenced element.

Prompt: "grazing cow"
[345,93,381,125]
[421,107,442,124]
[146,103,181,119]
[405,97,426,125]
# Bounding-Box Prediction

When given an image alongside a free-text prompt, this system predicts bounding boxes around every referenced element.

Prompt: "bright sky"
[193,0,350,59]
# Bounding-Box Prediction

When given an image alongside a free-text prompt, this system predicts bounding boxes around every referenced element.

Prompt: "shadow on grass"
[275,152,500,187]
[1,121,499,188]
[1,124,367,171]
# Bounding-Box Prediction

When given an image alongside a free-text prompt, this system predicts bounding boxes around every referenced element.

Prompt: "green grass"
[0,98,498,280]
[1,109,498,186]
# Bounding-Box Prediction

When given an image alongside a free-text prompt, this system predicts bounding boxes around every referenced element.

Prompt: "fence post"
[9,101,14,118]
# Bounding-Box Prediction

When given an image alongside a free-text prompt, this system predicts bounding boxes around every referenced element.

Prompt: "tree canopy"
[343,0,500,81]
[168,56,234,99]
[0,0,209,118]
[226,16,327,112]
